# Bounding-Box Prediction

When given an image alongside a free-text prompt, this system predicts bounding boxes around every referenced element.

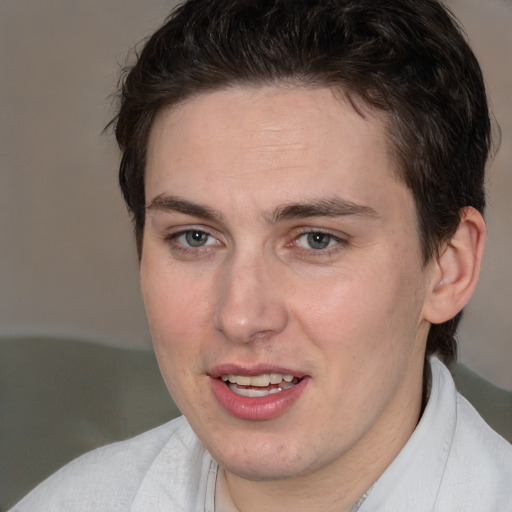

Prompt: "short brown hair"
[112,0,491,363]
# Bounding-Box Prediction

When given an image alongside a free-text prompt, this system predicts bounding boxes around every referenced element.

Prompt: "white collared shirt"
[10,358,512,511]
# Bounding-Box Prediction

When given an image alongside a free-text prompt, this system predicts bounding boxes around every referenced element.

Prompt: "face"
[141,86,436,483]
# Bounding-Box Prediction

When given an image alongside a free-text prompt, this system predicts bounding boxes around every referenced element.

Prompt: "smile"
[220,373,300,397]
[211,369,310,420]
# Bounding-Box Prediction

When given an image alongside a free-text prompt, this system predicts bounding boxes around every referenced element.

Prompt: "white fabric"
[10,358,512,511]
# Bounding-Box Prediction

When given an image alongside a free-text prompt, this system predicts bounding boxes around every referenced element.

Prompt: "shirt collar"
[358,357,457,511]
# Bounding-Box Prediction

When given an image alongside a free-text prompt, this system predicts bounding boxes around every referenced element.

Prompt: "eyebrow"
[146,194,378,224]
[146,194,223,222]
[272,198,378,222]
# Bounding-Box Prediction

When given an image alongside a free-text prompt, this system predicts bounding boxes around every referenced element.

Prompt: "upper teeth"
[221,373,294,386]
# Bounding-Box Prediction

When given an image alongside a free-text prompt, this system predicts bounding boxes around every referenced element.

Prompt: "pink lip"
[209,367,310,421]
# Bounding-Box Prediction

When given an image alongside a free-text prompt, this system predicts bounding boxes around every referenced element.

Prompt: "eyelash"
[164,227,349,257]
[290,229,349,256]
[165,228,219,255]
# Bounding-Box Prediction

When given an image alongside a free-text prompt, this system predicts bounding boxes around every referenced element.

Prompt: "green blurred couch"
[1,336,511,510]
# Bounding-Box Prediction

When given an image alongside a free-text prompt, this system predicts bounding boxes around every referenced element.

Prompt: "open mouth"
[220,373,301,397]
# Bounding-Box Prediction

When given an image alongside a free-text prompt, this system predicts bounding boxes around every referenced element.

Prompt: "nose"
[212,253,289,344]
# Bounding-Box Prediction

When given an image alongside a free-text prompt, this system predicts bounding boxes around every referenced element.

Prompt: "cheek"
[140,264,216,394]
[142,258,210,334]
[140,264,216,409]
[293,258,423,360]
[293,267,381,342]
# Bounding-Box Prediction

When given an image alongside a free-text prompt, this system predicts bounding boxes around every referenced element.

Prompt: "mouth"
[210,367,310,420]
[220,373,302,398]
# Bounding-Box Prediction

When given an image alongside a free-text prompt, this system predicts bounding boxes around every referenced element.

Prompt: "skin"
[140,85,449,511]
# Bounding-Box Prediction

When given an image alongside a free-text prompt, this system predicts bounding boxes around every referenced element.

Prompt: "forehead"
[149,85,389,154]
[145,85,408,220]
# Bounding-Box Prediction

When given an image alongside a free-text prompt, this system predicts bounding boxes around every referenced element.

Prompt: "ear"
[423,207,486,324]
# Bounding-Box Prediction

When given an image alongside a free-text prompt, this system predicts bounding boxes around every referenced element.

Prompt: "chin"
[222,457,306,482]
[207,431,333,482]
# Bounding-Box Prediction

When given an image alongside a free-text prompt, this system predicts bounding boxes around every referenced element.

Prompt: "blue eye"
[296,232,339,250]
[173,230,215,248]
[306,233,333,250]
[185,230,209,247]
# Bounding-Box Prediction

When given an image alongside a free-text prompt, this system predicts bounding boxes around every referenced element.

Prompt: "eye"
[184,230,209,247]
[295,232,340,250]
[171,229,219,248]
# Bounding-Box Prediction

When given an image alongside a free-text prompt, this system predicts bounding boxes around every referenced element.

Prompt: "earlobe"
[423,207,486,324]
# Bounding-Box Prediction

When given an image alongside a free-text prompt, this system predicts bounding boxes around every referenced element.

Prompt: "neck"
[224,463,372,512]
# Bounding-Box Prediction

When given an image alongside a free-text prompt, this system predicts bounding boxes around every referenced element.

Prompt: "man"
[11,0,512,510]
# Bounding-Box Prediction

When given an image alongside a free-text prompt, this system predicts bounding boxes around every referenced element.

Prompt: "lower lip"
[210,377,310,421]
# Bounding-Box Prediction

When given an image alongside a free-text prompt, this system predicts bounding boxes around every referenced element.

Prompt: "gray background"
[1,0,510,389]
